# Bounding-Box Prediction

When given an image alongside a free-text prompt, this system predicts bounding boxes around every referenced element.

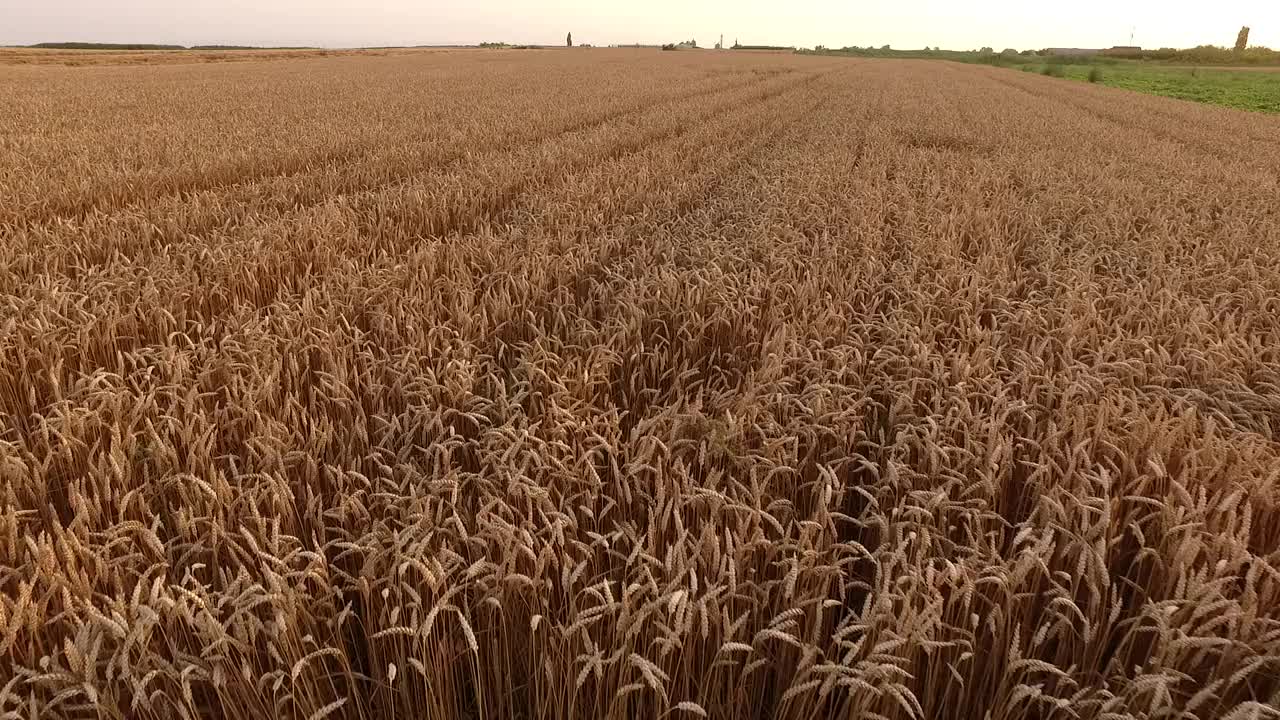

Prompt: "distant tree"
[1240,45,1280,64]
[980,46,994,54]
[567,32,573,47]
[881,44,891,51]
[1184,44,1233,64]
[1235,26,1250,53]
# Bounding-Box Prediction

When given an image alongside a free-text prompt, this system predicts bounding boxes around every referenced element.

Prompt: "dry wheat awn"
[0,47,1278,720]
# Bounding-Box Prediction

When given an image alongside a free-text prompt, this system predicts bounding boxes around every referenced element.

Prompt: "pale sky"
[2,1,1277,51]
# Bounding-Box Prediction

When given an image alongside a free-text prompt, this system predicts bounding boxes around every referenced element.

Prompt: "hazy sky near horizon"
[3,1,1278,51]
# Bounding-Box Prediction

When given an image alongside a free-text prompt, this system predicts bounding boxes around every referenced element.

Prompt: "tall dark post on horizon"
[1235,26,1250,53]
[567,32,573,47]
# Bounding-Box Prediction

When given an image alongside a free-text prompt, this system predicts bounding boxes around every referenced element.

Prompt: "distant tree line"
[1100,44,1280,64]
[31,42,185,50]
[662,40,701,51]
[190,45,314,50]
[29,42,316,51]
[800,42,1280,66]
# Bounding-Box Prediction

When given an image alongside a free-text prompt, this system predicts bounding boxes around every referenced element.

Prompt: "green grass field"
[801,48,1280,114]
[1030,63,1280,113]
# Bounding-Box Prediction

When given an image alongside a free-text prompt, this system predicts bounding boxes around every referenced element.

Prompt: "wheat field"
[1,48,1279,720]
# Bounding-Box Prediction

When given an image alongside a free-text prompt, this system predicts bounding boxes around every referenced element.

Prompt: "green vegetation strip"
[1024,64,1280,113]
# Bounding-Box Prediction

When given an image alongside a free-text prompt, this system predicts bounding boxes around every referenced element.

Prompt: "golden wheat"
[0,47,1277,720]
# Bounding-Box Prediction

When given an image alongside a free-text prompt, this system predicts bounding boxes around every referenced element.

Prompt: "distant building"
[1100,46,1144,57]
[1043,48,1103,57]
